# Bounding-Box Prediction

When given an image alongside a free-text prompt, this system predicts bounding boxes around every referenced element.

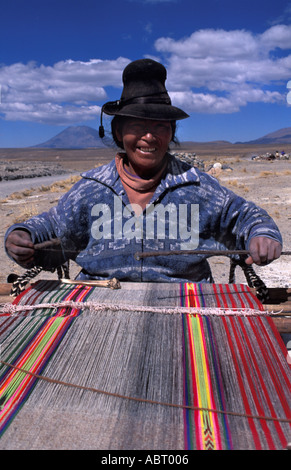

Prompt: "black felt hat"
[99,59,189,136]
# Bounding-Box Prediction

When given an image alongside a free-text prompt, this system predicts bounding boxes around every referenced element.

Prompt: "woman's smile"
[116,118,173,177]
[137,147,156,153]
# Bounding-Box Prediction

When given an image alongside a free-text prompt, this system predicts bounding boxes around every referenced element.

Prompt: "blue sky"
[0,0,291,147]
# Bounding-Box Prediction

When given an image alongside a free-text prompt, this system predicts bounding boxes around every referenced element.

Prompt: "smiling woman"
[4,58,283,283]
[114,118,173,178]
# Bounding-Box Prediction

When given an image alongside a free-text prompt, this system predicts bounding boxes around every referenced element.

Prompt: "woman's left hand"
[245,236,282,265]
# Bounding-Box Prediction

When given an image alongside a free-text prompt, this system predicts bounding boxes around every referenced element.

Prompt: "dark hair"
[111,116,179,149]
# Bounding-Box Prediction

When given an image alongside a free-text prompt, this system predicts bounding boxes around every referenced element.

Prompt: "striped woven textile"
[0,281,290,450]
[180,283,291,450]
[0,281,94,437]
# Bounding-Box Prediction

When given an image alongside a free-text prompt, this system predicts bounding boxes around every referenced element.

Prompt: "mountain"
[32,125,113,149]
[236,127,291,145]
[178,140,232,148]
[32,125,291,149]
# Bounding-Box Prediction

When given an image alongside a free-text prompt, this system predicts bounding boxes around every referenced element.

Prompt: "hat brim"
[102,102,189,121]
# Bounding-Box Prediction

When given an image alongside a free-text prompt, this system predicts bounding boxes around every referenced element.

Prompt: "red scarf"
[115,153,167,213]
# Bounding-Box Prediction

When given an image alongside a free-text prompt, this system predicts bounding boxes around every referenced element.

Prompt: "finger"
[273,243,282,260]
[258,241,281,264]
[10,235,34,249]
[6,247,35,267]
[249,246,262,265]
[8,244,34,257]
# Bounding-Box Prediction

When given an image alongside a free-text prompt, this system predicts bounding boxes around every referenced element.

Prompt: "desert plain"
[0,142,290,291]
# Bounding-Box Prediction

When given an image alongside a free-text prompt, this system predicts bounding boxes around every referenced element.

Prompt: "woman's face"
[116,118,173,178]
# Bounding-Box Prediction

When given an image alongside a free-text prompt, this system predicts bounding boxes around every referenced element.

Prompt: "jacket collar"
[81,153,200,190]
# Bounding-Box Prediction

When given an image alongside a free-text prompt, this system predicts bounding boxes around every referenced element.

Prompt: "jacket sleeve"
[214,182,283,250]
[4,178,90,270]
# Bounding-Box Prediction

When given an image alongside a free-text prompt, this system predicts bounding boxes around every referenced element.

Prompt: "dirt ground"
[0,144,290,289]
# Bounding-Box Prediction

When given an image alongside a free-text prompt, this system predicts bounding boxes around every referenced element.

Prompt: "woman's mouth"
[137,147,156,154]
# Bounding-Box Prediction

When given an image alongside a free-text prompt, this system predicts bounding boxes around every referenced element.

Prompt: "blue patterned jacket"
[5,155,282,282]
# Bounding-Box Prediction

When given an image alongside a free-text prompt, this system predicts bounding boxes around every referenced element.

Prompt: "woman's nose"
[143,131,155,140]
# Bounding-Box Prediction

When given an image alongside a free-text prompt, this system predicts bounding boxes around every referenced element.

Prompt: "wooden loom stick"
[32,238,291,259]
[135,249,291,260]
[34,238,62,250]
[60,278,121,289]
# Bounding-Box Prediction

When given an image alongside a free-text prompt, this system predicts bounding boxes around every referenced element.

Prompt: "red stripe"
[224,284,239,310]
[221,316,262,449]
[217,284,229,308]
[230,317,273,448]
[238,317,284,448]
[212,284,222,308]
[266,316,291,364]
[232,284,247,309]
[239,284,265,311]
[249,317,291,418]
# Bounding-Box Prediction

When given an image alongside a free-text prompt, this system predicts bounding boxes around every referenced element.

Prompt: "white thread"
[0,301,270,317]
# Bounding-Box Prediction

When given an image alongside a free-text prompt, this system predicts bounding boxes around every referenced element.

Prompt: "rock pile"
[171,152,205,170]
[251,152,290,161]
[0,161,67,181]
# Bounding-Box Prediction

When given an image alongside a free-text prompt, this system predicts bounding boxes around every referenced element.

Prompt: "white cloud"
[169,91,241,113]
[259,24,291,50]
[156,29,260,59]
[2,102,100,125]
[0,57,130,124]
[0,25,290,124]
[156,25,291,113]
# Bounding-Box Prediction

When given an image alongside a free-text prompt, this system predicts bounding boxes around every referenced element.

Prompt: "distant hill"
[182,128,291,147]
[236,127,291,145]
[32,125,113,149]
[31,125,291,149]
[178,140,232,148]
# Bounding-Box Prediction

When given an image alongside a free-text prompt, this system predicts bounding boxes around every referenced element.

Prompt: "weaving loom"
[0,280,290,450]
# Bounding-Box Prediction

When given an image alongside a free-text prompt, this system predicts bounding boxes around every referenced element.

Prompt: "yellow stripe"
[191,315,218,449]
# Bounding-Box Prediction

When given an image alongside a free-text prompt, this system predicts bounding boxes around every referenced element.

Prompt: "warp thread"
[0,359,290,425]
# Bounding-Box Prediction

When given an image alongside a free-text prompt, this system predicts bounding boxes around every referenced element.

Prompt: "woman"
[5,59,282,282]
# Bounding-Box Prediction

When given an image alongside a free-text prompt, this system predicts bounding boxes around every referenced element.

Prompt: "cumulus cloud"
[0,57,130,124]
[0,25,290,124]
[156,25,290,113]
[260,24,291,49]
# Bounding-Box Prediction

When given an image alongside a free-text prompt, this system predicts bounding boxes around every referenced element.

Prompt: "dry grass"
[39,175,81,193]
[256,169,291,178]
[223,179,250,192]
[1,188,35,201]
[12,203,39,223]
[0,175,81,203]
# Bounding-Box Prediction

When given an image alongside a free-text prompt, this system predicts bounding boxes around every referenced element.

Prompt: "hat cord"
[120,92,171,106]
[99,105,105,138]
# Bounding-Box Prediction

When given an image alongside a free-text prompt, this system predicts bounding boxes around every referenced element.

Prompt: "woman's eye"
[127,122,171,134]
[130,124,144,132]
[155,124,171,133]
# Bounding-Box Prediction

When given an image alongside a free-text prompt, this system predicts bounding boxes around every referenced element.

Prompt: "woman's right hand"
[5,230,35,268]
